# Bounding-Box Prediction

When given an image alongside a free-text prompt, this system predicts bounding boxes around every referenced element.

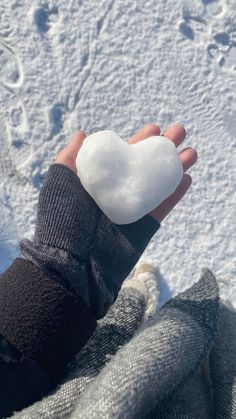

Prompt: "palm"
[55,124,197,223]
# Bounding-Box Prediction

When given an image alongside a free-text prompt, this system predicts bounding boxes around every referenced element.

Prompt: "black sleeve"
[0,347,52,418]
[0,256,97,371]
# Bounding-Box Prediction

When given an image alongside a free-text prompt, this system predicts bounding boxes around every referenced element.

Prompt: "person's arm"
[1,123,195,379]
[0,167,159,417]
[0,164,159,417]
[0,123,196,417]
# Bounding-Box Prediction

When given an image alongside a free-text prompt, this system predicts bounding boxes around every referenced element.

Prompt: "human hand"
[55,124,197,223]
[21,124,194,320]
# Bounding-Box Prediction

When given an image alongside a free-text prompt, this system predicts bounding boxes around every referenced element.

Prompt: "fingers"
[179,147,198,172]
[129,124,186,148]
[55,130,86,173]
[63,130,87,154]
[53,126,195,224]
[128,124,161,144]
[150,174,192,223]
[163,124,186,147]
[128,124,197,173]
[163,125,197,171]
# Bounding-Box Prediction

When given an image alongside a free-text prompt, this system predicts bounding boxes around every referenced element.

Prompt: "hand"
[55,124,197,223]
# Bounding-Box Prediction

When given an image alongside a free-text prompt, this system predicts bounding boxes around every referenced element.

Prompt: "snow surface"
[76,131,183,224]
[0,0,235,306]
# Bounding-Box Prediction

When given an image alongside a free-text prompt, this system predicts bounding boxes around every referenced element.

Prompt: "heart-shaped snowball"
[76,130,183,224]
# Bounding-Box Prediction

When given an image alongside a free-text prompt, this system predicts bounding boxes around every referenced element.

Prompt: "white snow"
[76,130,183,224]
[0,0,235,306]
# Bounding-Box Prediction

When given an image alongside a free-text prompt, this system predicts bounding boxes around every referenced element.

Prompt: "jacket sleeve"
[0,257,97,417]
[0,334,52,418]
[0,257,97,379]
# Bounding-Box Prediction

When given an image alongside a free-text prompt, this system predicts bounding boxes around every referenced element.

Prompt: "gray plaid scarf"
[13,269,236,419]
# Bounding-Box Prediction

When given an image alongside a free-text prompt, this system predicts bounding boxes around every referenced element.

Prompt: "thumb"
[54,130,86,173]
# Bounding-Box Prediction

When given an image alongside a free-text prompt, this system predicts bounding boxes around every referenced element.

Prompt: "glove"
[21,163,160,319]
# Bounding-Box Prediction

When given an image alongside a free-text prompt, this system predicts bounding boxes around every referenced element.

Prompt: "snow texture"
[0,0,235,306]
[76,130,183,224]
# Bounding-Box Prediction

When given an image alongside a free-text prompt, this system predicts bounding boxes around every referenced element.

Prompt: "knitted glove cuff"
[33,163,160,255]
[33,163,99,260]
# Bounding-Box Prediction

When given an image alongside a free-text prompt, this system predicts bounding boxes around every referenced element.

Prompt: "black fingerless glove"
[21,163,160,319]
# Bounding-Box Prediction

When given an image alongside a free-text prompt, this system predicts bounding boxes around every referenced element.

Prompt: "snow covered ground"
[0,0,235,305]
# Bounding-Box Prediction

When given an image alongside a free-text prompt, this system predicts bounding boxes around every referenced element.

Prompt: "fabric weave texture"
[12,268,236,419]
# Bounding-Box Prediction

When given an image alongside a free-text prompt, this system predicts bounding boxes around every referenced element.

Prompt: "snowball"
[76,130,183,224]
